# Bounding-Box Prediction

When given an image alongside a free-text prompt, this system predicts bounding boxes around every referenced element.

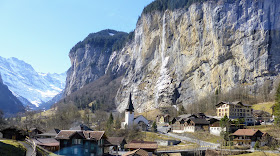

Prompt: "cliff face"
[65,0,280,113]
[64,29,128,96]
[115,0,280,112]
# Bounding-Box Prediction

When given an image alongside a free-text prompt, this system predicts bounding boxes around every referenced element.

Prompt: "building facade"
[216,101,254,124]
[55,130,110,156]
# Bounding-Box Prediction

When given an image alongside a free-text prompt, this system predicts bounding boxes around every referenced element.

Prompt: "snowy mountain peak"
[0,56,66,109]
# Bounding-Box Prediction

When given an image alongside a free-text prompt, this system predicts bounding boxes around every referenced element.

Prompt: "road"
[157,125,219,150]
[19,141,35,156]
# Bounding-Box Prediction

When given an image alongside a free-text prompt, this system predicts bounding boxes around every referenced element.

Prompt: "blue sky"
[0,0,153,73]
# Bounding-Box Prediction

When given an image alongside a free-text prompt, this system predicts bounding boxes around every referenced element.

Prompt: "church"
[121,94,149,130]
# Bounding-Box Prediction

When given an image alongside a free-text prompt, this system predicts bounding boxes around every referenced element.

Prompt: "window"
[72,139,82,145]
[219,109,221,112]
[91,144,95,150]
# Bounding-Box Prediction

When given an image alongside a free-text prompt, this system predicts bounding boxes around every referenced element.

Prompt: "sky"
[0,0,154,74]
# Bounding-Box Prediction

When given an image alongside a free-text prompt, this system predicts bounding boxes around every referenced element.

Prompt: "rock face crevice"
[65,0,280,113]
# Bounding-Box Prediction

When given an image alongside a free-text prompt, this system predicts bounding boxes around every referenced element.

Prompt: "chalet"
[125,140,158,154]
[31,138,59,152]
[121,94,149,130]
[0,127,27,141]
[231,129,267,147]
[28,128,43,138]
[183,118,210,132]
[156,114,170,124]
[216,101,254,125]
[171,113,210,133]
[107,137,126,154]
[36,129,60,138]
[55,130,111,156]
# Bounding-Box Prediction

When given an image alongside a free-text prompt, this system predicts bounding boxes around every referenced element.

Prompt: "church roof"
[126,93,134,111]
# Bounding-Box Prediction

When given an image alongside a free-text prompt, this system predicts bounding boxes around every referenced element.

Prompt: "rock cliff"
[64,29,128,96]
[65,0,280,113]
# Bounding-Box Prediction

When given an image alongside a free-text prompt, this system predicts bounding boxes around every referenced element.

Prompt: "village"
[1,94,280,156]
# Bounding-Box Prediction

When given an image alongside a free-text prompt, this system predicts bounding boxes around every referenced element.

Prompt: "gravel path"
[19,141,35,156]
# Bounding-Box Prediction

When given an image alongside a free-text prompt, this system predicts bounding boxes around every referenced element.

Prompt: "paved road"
[165,132,219,149]
[157,125,219,150]
[19,141,35,156]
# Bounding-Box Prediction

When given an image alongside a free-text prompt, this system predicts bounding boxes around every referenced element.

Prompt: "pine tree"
[114,115,121,129]
[178,105,186,115]
[107,112,114,126]
[152,121,157,132]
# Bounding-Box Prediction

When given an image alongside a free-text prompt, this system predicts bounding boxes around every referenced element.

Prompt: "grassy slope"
[252,102,274,114]
[0,140,26,156]
[182,131,222,144]
[142,132,197,150]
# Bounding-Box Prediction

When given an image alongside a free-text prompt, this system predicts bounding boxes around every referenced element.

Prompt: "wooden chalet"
[107,136,126,152]
[36,129,60,138]
[231,129,266,147]
[28,128,43,138]
[31,138,59,152]
[0,127,27,141]
[156,114,171,124]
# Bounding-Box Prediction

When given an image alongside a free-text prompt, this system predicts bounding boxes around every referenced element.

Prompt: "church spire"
[126,93,134,112]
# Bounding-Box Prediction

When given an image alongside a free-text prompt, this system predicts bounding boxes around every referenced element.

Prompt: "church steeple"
[126,93,134,112]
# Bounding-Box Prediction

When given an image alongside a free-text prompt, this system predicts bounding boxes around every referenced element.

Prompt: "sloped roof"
[122,149,150,156]
[232,129,262,136]
[31,138,59,147]
[55,130,105,140]
[36,129,59,137]
[83,131,105,140]
[189,118,210,125]
[107,137,126,145]
[216,101,251,107]
[125,140,158,150]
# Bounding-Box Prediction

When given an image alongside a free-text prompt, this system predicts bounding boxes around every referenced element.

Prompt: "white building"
[209,121,225,136]
[121,94,149,130]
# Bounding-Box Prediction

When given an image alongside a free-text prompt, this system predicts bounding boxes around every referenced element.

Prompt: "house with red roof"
[231,129,272,147]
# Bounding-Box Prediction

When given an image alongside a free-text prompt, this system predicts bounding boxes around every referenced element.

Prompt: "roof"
[125,140,158,150]
[31,138,59,147]
[36,129,59,137]
[55,130,105,140]
[232,129,262,136]
[107,137,126,145]
[216,101,251,107]
[122,149,152,156]
[189,118,210,125]
[126,93,134,111]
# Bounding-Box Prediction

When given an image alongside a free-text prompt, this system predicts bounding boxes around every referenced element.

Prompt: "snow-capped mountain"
[0,56,66,108]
